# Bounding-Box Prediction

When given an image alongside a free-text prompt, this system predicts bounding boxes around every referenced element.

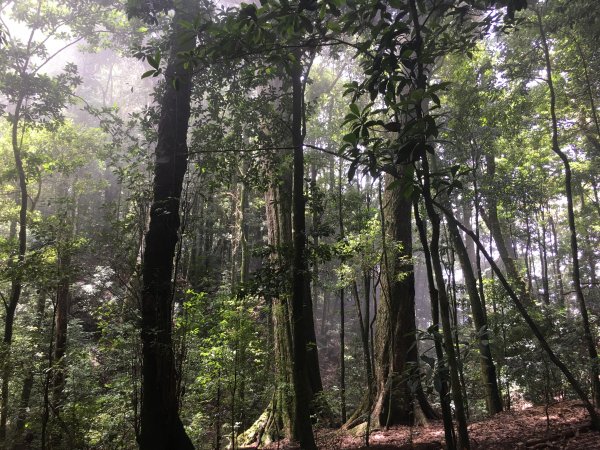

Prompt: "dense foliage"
[1,0,599,448]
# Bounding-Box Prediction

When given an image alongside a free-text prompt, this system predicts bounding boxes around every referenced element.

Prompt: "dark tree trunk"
[414,200,456,450]
[447,215,503,415]
[338,163,347,424]
[524,217,534,296]
[138,2,197,448]
[52,250,71,406]
[240,173,250,286]
[264,166,296,443]
[419,160,470,450]
[13,291,46,447]
[579,190,598,291]
[290,52,317,450]
[52,189,76,420]
[352,279,373,395]
[548,214,565,306]
[48,240,73,448]
[1,92,28,441]
[240,67,323,445]
[537,209,551,306]
[306,163,325,395]
[6,93,27,340]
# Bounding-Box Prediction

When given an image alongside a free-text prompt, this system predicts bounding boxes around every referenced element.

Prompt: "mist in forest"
[1,0,600,449]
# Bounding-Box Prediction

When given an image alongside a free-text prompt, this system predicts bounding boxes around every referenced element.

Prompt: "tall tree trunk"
[537,8,600,407]
[447,214,503,414]
[352,279,373,395]
[290,52,317,450]
[51,249,71,429]
[13,291,47,445]
[414,200,456,450]
[239,168,250,286]
[310,163,321,325]
[419,160,470,450]
[537,209,551,306]
[372,173,433,426]
[548,214,565,306]
[338,164,347,424]
[579,191,598,290]
[52,187,77,433]
[138,1,197,448]
[1,91,29,441]
[472,160,488,318]
[524,216,534,296]
[481,154,530,307]
[265,167,295,442]
[240,67,323,445]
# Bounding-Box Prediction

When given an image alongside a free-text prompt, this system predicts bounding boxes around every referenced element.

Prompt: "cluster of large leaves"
[338,0,527,183]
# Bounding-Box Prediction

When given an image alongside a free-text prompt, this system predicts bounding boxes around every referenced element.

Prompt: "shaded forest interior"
[2,0,600,449]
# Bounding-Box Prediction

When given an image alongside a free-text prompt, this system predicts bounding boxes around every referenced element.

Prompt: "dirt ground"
[257,401,600,449]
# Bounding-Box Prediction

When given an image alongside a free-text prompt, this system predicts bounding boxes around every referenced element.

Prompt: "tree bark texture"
[372,173,432,427]
[52,249,71,407]
[138,2,197,448]
[265,165,296,442]
[290,55,317,450]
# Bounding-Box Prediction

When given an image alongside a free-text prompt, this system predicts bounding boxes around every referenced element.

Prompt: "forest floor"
[259,401,600,449]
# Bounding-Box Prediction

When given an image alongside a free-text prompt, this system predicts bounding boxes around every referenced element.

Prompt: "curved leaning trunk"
[138,2,198,449]
[537,8,600,407]
[481,154,532,308]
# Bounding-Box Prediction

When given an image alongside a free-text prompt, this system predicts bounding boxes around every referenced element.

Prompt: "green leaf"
[384,121,403,132]
[342,132,358,146]
[347,160,358,181]
[147,54,160,69]
[141,70,155,79]
[327,21,341,32]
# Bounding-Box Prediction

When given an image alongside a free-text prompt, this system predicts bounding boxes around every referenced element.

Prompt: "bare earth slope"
[257,401,599,449]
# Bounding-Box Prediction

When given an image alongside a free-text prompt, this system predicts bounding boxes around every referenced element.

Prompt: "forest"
[1,0,600,449]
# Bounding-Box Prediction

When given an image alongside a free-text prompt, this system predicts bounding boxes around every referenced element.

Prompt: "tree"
[535,3,600,406]
[133,0,199,448]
